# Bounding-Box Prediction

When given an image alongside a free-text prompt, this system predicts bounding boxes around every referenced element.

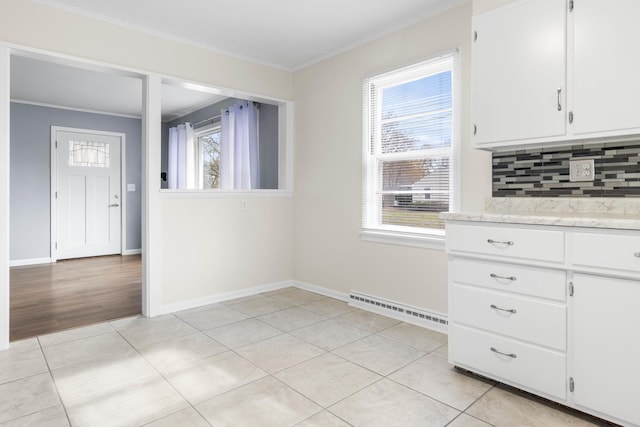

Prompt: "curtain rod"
[192,114,221,128]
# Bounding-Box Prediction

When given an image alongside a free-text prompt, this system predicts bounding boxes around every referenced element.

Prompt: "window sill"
[360,229,445,250]
[158,189,293,199]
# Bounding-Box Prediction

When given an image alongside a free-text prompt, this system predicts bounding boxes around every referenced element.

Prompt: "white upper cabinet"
[572,0,640,137]
[472,0,640,149]
[472,0,567,146]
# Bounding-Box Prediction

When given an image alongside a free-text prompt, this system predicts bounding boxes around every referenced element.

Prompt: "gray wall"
[163,98,279,189]
[10,102,142,261]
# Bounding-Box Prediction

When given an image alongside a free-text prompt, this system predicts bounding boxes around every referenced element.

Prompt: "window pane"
[68,141,109,168]
[201,130,221,189]
[379,157,450,230]
[381,111,452,153]
[382,71,451,119]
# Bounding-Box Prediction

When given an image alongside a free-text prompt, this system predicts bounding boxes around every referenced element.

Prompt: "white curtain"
[168,123,202,189]
[220,101,260,189]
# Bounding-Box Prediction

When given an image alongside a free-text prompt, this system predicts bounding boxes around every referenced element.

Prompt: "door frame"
[50,126,127,262]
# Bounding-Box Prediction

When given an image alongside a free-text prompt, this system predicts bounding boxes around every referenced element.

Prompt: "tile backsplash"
[492,142,640,197]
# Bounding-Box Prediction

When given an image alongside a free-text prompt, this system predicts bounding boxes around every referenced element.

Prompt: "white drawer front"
[447,223,565,263]
[452,284,566,351]
[451,258,566,301]
[571,232,640,273]
[450,324,566,400]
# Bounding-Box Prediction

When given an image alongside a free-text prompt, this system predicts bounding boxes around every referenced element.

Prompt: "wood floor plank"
[10,255,141,341]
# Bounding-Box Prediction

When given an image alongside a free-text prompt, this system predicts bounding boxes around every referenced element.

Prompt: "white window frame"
[361,50,460,250]
[195,121,222,189]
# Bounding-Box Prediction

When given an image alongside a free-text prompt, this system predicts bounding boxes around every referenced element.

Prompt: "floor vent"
[349,291,448,333]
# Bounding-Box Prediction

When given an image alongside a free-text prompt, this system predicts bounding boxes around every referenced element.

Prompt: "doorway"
[7,52,146,342]
[51,127,125,261]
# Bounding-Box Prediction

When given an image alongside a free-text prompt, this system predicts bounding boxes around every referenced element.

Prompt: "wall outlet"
[569,158,595,182]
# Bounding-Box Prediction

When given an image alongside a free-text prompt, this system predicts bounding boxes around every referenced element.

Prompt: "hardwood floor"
[10,255,141,341]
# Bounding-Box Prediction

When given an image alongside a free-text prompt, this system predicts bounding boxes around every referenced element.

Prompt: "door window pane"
[69,141,110,167]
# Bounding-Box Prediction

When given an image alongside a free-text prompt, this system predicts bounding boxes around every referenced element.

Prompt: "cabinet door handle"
[490,347,517,359]
[487,239,514,246]
[635,252,640,258]
[490,304,517,314]
[557,87,562,111]
[490,273,517,281]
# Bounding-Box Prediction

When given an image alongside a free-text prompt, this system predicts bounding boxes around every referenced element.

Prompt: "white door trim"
[50,126,127,262]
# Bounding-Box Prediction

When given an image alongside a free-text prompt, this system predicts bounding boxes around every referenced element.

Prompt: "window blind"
[363,51,459,235]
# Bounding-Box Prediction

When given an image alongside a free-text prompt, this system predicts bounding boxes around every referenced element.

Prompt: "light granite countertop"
[440,198,640,231]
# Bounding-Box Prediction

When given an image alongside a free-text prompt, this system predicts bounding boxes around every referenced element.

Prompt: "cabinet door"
[572,0,640,136]
[573,274,640,426]
[472,0,566,145]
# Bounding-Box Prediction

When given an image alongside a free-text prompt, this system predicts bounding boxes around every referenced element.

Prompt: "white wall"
[159,196,293,309]
[0,0,294,343]
[473,0,518,15]
[292,2,491,314]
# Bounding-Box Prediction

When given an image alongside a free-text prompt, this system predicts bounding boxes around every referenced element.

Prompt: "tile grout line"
[36,336,75,427]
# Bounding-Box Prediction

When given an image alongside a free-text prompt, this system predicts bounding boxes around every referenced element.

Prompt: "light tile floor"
[0,287,606,427]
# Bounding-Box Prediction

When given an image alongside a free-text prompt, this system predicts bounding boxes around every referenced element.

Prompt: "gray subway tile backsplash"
[492,142,640,197]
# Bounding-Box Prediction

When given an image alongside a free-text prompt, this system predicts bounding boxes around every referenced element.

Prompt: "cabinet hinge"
[569,111,574,124]
[569,377,575,392]
[568,281,574,297]
[569,0,574,12]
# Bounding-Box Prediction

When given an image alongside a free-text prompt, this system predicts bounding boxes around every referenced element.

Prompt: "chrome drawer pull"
[490,304,517,314]
[490,273,517,281]
[487,239,514,246]
[490,347,517,359]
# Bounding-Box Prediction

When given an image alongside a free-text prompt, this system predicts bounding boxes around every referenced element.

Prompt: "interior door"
[55,129,121,260]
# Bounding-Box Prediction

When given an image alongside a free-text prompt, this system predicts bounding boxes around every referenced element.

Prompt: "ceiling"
[38,0,465,71]
[11,54,226,121]
[12,0,463,119]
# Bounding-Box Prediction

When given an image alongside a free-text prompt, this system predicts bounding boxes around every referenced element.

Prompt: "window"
[362,52,459,241]
[196,123,221,189]
[68,140,109,167]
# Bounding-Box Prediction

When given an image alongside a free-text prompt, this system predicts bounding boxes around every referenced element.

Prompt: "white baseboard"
[159,280,295,314]
[122,249,142,256]
[158,279,447,335]
[291,280,349,301]
[9,257,53,267]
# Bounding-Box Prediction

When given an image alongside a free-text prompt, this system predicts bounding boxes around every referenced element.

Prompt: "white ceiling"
[11,54,226,121]
[38,0,465,71]
[12,0,464,118]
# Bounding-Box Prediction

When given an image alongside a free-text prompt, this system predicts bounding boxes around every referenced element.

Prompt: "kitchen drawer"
[452,284,566,351]
[446,223,565,263]
[571,232,640,273]
[450,324,566,400]
[451,258,566,301]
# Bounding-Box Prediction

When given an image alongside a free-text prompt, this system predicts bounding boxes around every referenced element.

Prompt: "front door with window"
[54,128,122,260]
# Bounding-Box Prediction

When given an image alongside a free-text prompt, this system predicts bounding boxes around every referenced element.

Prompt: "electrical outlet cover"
[569,159,595,182]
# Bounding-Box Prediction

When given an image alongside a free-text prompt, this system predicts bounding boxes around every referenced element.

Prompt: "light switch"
[127,184,136,192]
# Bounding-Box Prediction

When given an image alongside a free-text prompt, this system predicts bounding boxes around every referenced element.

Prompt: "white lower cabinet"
[573,274,640,427]
[446,222,640,427]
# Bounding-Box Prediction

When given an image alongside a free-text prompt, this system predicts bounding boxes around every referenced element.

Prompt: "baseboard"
[9,257,53,267]
[291,280,349,301]
[158,279,448,335]
[159,280,295,314]
[349,290,448,334]
[122,249,142,256]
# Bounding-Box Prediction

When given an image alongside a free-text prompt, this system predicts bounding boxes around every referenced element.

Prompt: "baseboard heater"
[349,291,448,333]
